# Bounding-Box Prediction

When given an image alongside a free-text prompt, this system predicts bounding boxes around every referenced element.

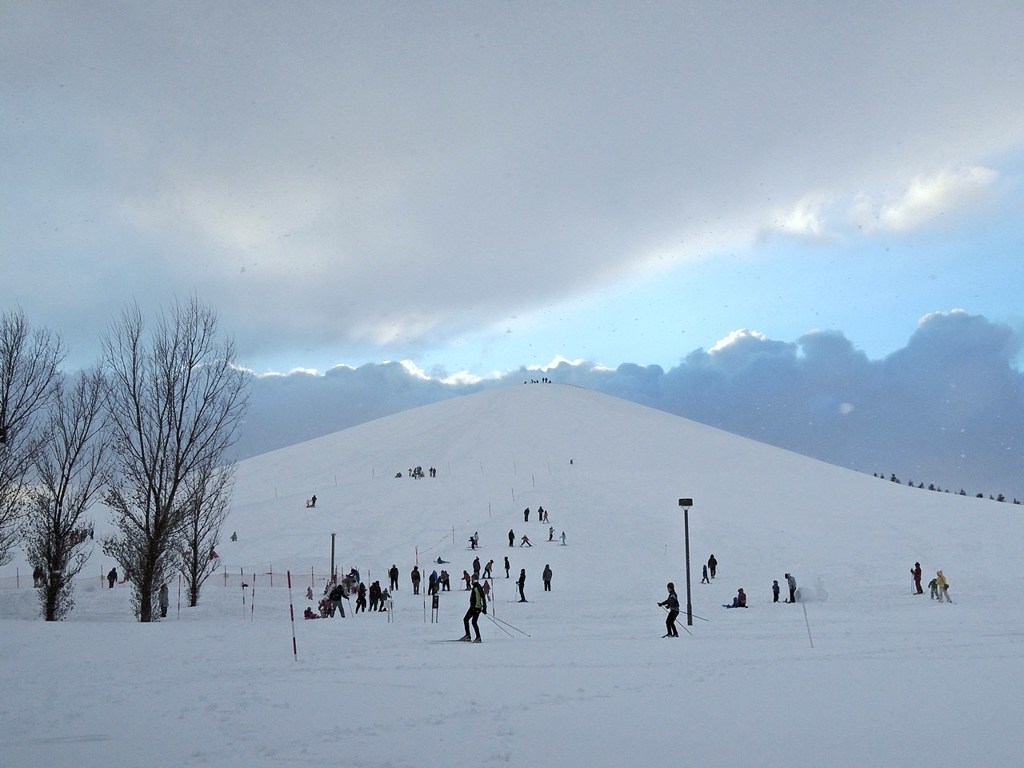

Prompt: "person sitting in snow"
[304,606,320,619]
[725,588,747,608]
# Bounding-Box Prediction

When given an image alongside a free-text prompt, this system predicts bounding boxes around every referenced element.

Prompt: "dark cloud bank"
[239,312,1024,501]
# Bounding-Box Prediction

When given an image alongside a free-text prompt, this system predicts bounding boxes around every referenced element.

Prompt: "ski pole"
[483,612,515,637]
[490,614,531,637]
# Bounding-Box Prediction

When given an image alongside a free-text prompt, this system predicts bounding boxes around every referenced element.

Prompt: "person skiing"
[936,570,952,603]
[461,578,487,642]
[912,562,923,594]
[707,554,718,579]
[159,583,169,618]
[701,565,710,584]
[520,534,532,547]
[772,580,780,603]
[483,559,494,579]
[328,582,346,618]
[658,582,680,637]
[928,576,938,599]
[517,568,528,602]
[542,564,552,591]
[548,525,554,542]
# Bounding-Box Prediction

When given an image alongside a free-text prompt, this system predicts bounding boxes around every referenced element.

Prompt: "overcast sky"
[3,2,1023,378]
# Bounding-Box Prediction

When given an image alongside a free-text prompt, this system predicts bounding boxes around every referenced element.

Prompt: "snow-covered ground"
[2,384,1022,767]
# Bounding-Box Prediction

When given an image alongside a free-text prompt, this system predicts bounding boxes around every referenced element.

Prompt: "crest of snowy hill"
[227,383,1006,607]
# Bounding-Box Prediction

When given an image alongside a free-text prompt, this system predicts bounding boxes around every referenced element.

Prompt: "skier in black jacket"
[461,578,487,642]
[658,582,680,637]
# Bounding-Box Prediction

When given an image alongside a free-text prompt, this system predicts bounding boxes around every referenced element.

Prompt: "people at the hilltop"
[520,535,532,547]
[701,565,710,584]
[356,582,367,613]
[461,578,487,642]
[107,567,117,589]
[159,583,170,618]
[411,566,421,595]
[517,568,528,602]
[483,559,494,579]
[389,564,399,591]
[725,588,747,608]
[542,564,552,592]
[504,556,511,578]
[912,562,924,594]
[785,573,797,603]
[772,580,780,603]
[509,529,515,548]
[708,554,718,579]
[936,570,952,603]
[658,582,680,637]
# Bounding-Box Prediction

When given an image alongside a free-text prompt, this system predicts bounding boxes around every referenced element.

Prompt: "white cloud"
[873,166,999,233]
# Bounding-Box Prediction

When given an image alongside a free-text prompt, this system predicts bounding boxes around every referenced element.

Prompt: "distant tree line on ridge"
[873,472,1021,505]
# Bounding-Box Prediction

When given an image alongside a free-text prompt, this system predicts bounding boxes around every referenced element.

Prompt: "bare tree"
[177,460,233,607]
[101,298,249,622]
[0,309,65,566]
[22,367,109,620]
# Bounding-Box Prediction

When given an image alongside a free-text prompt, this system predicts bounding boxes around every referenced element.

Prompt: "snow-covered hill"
[2,383,1022,767]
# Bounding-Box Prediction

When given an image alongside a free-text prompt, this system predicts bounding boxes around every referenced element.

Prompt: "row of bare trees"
[0,298,249,621]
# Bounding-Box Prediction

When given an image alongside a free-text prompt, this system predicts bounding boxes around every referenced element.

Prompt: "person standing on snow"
[517,568,528,602]
[542,564,553,591]
[159,583,169,618]
[504,556,511,578]
[658,582,680,637]
[461,578,487,642]
[707,554,718,579]
[912,562,924,594]
[389,564,399,591]
[772,580,780,603]
[785,573,797,603]
[411,566,421,595]
[509,529,515,547]
[936,570,952,603]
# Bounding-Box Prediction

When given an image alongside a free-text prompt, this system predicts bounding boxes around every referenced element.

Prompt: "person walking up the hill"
[936,570,952,603]
[701,565,710,584]
[912,562,924,594]
[517,568,528,602]
[389,564,399,591]
[785,573,797,603]
[658,582,680,637]
[461,578,487,642]
[708,554,718,579]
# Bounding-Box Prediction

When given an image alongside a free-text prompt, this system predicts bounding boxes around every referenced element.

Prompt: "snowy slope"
[2,383,1022,768]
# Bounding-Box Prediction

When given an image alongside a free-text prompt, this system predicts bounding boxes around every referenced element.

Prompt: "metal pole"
[330,533,336,580]
[684,507,692,626]
[679,498,694,627]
